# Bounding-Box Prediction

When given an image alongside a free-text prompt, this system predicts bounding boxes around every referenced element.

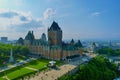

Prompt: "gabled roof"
[70,39,74,44]
[25,31,35,41]
[48,21,61,31]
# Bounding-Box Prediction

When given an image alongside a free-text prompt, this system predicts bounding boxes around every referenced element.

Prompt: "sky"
[0,0,120,40]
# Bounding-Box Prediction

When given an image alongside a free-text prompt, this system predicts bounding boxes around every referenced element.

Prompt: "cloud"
[0,8,56,40]
[43,8,56,20]
[91,12,101,17]
[10,19,43,32]
[0,9,44,40]
[20,16,28,21]
[0,11,18,18]
[0,10,43,32]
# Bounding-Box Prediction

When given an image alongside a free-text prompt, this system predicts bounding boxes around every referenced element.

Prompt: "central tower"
[48,21,62,46]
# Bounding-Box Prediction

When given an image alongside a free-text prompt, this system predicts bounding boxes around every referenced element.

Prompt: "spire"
[25,31,35,40]
[9,48,14,62]
[41,33,46,42]
[70,39,74,45]
[25,31,35,45]
[32,31,33,35]
[77,40,82,47]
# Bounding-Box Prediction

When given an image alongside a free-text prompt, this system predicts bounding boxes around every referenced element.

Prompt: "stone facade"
[17,21,82,60]
[48,21,62,46]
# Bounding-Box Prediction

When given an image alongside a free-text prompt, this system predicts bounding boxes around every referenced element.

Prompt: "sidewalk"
[0,58,36,73]
[30,64,76,80]
[29,58,83,80]
[29,54,97,80]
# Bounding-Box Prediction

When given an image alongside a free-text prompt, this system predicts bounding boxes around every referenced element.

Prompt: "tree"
[59,55,118,80]
[97,47,120,56]
[0,43,30,65]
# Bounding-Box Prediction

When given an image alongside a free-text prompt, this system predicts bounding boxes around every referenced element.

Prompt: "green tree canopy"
[59,55,119,80]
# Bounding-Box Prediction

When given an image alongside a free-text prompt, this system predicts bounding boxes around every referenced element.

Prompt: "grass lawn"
[0,58,63,80]
[27,59,63,69]
[6,67,34,80]
[15,54,28,62]
[0,55,27,67]
[6,59,50,79]
[56,61,64,66]
[0,77,6,80]
[27,59,49,70]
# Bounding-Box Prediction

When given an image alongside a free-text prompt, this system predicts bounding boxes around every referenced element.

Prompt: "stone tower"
[48,21,62,46]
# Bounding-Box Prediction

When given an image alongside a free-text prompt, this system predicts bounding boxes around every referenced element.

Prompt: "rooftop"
[48,21,61,31]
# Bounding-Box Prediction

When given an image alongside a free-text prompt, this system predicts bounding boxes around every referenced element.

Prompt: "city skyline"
[0,0,120,40]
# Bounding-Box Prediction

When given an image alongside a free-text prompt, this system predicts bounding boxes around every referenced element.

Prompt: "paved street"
[29,56,88,80]
[30,64,76,80]
[0,53,96,80]
[0,58,36,73]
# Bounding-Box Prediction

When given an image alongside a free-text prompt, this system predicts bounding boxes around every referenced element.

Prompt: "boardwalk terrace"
[17,21,82,60]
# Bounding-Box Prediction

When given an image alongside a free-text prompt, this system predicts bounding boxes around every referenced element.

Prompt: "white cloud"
[43,8,56,20]
[91,12,101,17]
[0,9,44,39]
[0,8,57,40]
[0,10,43,31]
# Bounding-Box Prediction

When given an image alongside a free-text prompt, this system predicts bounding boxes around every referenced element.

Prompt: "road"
[0,58,36,73]
[0,53,97,80]
[29,54,95,80]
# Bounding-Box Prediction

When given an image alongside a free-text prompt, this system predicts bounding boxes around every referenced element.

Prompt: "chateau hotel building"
[17,21,82,60]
